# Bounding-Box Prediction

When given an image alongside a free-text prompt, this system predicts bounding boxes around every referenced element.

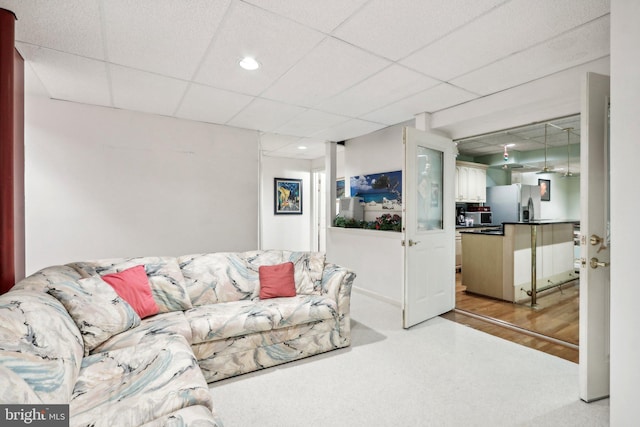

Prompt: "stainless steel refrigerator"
[486,184,541,225]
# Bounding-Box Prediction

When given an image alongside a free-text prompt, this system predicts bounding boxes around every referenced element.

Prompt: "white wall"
[610,0,640,423]
[25,97,260,273]
[343,123,405,186]
[260,155,312,251]
[327,123,406,303]
[518,172,580,220]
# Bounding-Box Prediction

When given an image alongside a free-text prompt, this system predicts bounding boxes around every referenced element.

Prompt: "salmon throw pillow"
[259,262,296,299]
[101,265,159,318]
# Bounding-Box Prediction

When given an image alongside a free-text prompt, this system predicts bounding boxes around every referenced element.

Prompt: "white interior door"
[579,72,610,402]
[403,127,455,328]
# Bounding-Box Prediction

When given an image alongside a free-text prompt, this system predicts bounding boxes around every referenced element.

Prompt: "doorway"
[451,115,582,356]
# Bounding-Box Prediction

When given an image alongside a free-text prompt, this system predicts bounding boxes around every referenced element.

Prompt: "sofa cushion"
[186,295,337,345]
[185,300,277,344]
[260,294,337,328]
[0,289,84,403]
[70,334,213,427]
[178,253,261,305]
[48,275,141,355]
[10,265,84,293]
[101,265,159,318]
[69,257,192,313]
[93,311,192,353]
[259,262,296,299]
[283,251,326,295]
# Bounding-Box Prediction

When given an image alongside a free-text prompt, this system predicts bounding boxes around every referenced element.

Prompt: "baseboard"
[352,286,402,307]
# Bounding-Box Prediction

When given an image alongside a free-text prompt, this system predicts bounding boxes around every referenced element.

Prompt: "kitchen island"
[461,220,578,303]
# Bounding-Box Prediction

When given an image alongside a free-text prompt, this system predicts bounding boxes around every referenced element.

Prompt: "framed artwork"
[274,178,302,214]
[336,178,345,199]
[538,178,551,201]
[350,170,402,206]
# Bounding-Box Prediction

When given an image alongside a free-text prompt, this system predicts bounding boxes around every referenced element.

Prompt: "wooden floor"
[441,273,579,363]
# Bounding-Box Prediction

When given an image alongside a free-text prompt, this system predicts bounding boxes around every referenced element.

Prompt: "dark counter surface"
[502,219,580,225]
[455,224,501,230]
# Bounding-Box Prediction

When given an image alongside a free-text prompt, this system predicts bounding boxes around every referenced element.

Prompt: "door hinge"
[401,240,406,246]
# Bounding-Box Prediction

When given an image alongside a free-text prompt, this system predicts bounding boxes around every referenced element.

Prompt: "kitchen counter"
[461,221,578,302]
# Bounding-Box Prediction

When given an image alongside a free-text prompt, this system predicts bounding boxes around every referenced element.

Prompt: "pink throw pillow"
[101,265,159,318]
[259,262,296,299]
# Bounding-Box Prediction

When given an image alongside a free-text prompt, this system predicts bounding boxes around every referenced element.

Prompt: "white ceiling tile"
[311,119,387,142]
[4,0,105,60]
[361,84,478,125]
[17,43,111,106]
[260,133,302,151]
[242,0,369,33]
[318,64,440,117]
[195,1,325,96]
[401,0,611,80]
[176,83,254,125]
[110,65,188,117]
[264,139,327,159]
[451,15,610,95]
[102,0,230,80]
[228,98,307,132]
[333,0,505,61]
[274,109,349,138]
[262,37,391,107]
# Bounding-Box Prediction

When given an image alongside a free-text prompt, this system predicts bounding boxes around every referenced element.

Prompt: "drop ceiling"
[0,0,610,160]
[456,114,582,174]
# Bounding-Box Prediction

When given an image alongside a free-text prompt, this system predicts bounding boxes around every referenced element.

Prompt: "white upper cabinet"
[455,161,487,202]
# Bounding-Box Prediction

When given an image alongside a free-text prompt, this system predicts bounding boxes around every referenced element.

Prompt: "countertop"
[502,219,580,225]
[459,220,580,236]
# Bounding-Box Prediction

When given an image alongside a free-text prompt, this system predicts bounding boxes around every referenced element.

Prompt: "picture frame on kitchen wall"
[274,178,302,214]
[538,179,551,201]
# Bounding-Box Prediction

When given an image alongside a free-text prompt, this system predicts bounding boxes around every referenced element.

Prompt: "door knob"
[408,239,420,246]
[589,234,608,253]
[590,257,610,269]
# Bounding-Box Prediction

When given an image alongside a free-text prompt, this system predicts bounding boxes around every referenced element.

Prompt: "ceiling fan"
[561,127,578,178]
[536,123,556,174]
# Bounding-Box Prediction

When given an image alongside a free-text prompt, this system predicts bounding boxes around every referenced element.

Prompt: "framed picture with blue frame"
[274,178,303,214]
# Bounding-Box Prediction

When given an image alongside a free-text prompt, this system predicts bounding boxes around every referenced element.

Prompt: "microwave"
[465,211,493,225]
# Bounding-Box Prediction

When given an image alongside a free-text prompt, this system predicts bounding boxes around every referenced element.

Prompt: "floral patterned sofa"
[0,250,355,426]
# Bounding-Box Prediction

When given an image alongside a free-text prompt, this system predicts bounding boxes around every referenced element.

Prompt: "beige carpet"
[209,291,609,426]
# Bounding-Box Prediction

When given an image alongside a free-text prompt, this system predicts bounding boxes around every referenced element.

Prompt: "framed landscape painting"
[274,178,302,214]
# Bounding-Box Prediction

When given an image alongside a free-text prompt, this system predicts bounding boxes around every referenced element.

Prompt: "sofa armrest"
[320,263,356,346]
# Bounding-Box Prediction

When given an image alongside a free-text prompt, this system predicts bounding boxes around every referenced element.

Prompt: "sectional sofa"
[0,250,355,426]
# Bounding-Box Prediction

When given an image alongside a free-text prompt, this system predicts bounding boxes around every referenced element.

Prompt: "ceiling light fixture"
[239,57,260,71]
[297,145,307,150]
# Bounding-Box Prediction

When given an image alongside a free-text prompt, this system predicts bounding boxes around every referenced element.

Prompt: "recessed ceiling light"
[297,146,307,150]
[239,57,260,71]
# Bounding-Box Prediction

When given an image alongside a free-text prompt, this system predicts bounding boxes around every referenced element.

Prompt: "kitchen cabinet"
[455,161,487,202]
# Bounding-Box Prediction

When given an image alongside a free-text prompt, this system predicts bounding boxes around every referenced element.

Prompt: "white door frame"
[579,72,610,402]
